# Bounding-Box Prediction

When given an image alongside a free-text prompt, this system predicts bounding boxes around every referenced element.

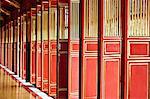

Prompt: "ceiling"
[0,0,23,26]
[0,0,41,27]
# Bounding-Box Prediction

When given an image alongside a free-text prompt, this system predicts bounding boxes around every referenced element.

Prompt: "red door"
[20,16,23,78]
[80,0,98,98]
[13,21,18,74]
[5,24,8,68]
[126,0,149,98]
[36,4,42,88]
[48,1,57,96]
[7,23,10,69]
[68,0,80,98]
[8,22,11,70]
[1,26,4,66]
[16,18,20,75]
[57,1,69,98]
[30,8,36,84]
[41,1,49,92]
[22,14,27,79]
[9,21,13,71]
[99,0,121,98]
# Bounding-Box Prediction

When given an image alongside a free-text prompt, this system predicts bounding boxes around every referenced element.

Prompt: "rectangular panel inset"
[105,41,120,54]
[60,42,68,51]
[85,57,97,98]
[32,42,36,49]
[87,44,97,51]
[50,54,56,83]
[51,41,57,50]
[105,59,119,99]
[49,86,56,95]
[59,54,67,88]
[43,41,48,50]
[72,43,79,51]
[85,41,98,52]
[129,64,148,99]
[130,43,149,56]
[71,56,79,92]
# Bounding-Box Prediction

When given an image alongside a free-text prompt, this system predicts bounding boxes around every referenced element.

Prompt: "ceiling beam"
[0,8,10,16]
[4,0,20,8]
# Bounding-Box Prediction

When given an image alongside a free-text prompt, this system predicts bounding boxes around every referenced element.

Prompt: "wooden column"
[121,0,128,98]
[98,0,104,98]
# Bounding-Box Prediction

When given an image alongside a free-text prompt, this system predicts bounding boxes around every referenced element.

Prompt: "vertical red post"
[121,0,128,98]
[98,0,104,98]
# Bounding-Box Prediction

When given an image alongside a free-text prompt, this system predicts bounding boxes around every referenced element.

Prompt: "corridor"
[1,0,150,98]
[0,65,52,99]
[0,68,35,99]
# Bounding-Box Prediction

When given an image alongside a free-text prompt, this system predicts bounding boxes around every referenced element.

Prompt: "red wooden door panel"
[16,18,20,75]
[8,43,10,69]
[41,1,49,92]
[1,26,4,66]
[14,43,17,73]
[42,41,49,91]
[80,0,98,98]
[23,43,26,79]
[30,8,36,84]
[57,2,69,98]
[48,2,57,96]
[36,42,42,88]
[5,43,8,67]
[7,23,10,70]
[2,43,4,66]
[68,1,80,98]
[84,57,97,98]
[20,41,23,77]
[104,59,120,99]
[125,1,150,99]
[57,40,68,99]
[99,0,121,98]
[5,24,8,68]
[20,17,23,78]
[128,63,148,99]
[10,21,13,71]
[14,20,18,74]
[36,5,42,88]
[31,42,36,83]
[22,14,27,79]
[49,45,57,96]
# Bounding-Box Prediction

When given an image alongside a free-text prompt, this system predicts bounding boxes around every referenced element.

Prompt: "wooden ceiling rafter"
[4,0,20,9]
[0,8,10,16]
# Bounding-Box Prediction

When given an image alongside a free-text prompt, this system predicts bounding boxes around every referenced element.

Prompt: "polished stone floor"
[0,68,36,99]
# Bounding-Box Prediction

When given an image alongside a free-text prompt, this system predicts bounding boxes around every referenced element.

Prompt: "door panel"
[128,63,148,99]
[5,24,8,68]
[104,59,120,99]
[81,0,98,98]
[57,2,69,98]
[14,20,18,74]
[85,57,97,98]
[41,1,49,92]
[101,0,121,98]
[1,27,4,66]
[68,1,80,98]
[16,18,20,75]
[36,5,42,88]
[30,8,36,84]
[48,3,57,96]
[22,14,27,79]
[126,0,150,98]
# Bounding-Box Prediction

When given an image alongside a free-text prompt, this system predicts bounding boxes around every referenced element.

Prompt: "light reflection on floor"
[0,68,36,99]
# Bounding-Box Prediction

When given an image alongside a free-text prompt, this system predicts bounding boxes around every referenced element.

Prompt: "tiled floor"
[0,68,36,99]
